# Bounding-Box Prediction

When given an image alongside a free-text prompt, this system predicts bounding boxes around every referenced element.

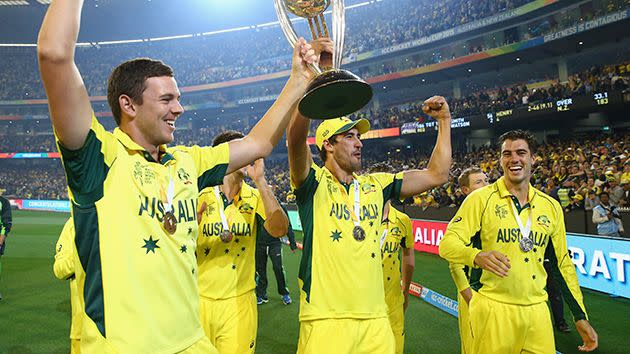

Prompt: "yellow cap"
[315,117,370,150]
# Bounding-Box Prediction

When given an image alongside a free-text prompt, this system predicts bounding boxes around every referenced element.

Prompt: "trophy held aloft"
[274,0,373,120]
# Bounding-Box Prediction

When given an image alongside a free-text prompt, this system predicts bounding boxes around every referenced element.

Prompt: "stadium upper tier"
[3,0,626,101]
[1,59,628,154]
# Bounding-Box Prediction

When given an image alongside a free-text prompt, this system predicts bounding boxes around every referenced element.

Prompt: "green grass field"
[0,210,628,353]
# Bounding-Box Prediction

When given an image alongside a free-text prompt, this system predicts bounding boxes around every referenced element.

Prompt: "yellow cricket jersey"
[439,177,588,321]
[379,206,412,313]
[53,219,84,340]
[197,182,265,300]
[56,116,230,353]
[293,163,403,321]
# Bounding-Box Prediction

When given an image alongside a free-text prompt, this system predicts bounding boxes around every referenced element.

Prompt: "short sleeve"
[57,115,118,205]
[175,143,230,190]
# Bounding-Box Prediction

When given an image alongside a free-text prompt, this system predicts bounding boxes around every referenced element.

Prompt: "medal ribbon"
[379,226,388,249]
[510,199,533,243]
[164,178,175,213]
[213,186,230,232]
[352,180,361,228]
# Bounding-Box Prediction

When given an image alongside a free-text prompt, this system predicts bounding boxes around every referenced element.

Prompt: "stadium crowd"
[2,131,628,221]
[1,0,627,100]
[1,59,628,153]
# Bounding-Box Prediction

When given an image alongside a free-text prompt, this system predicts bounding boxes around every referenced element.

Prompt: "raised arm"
[37,0,93,150]
[286,38,333,188]
[399,96,452,199]
[287,108,313,189]
[248,159,289,237]
[226,39,317,174]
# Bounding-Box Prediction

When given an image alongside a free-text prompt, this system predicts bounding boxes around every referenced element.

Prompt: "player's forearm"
[401,249,415,295]
[439,232,480,267]
[448,263,470,292]
[555,250,588,321]
[37,0,83,62]
[246,78,306,158]
[257,181,289,237]
[424,118,452,186]
[287,109,313,187]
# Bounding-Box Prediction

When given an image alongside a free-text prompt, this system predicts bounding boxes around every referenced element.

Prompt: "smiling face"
[325,128,363,173]
[133,76,183,146]
[500,138,535,186]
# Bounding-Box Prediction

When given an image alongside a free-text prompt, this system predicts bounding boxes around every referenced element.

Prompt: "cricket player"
[37,1,317,351]
[448,167,488,353]
[440,130,598,353]
[196,131,288,353]
[53,219,84,353]
[287,38,452,353]
[0,194,12,301]
[379,199,414,354]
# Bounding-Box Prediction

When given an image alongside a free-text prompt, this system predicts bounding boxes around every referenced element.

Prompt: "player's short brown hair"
[458,167,483,188]
[498,130,538,154]
[212,130,245,147]
[318,134,341,163]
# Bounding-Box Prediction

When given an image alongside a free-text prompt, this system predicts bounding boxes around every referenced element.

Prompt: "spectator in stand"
[584,190,600,211]
[606,177,624,206]
[592,192,624,236]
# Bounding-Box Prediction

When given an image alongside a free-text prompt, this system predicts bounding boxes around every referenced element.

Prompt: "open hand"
[576,320,598,352]
[474,250,511,277]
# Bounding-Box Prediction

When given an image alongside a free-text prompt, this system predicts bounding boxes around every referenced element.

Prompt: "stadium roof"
[0,0,373,44]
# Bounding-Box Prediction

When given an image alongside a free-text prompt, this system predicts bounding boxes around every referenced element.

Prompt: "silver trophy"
[274,0,373,120]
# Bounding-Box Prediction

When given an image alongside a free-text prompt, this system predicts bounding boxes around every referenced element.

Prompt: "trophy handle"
[273,0,322,75]
[331,0,345,69]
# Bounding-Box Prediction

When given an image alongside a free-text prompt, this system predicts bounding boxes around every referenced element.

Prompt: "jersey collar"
[113,128,175,165]
[497,176,536,202]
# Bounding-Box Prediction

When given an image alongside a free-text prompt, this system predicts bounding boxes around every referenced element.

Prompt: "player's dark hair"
[107,58,174,126]
[213,130,245,147]
[318,134,340,163]
[599,191,609,198]
[498,130,538,154]
[458,167,483,188]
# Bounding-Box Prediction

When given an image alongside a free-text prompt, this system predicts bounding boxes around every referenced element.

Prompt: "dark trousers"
[255,243,289,297]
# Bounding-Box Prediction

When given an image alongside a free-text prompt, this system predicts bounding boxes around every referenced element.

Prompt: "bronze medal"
[163,211,177,235]
[353,225,366,241]
[220,229,233,243]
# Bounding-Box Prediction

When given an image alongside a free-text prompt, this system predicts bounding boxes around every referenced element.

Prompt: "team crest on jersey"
[239,203,254,214]
[327,180,339,195]
[177,168,192,185]
[361,183,376,194]
[204,203,216,217]
[132,161,156,186]
[390,226,402,237]
[495,204,508,219]
[537,215,550,228]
